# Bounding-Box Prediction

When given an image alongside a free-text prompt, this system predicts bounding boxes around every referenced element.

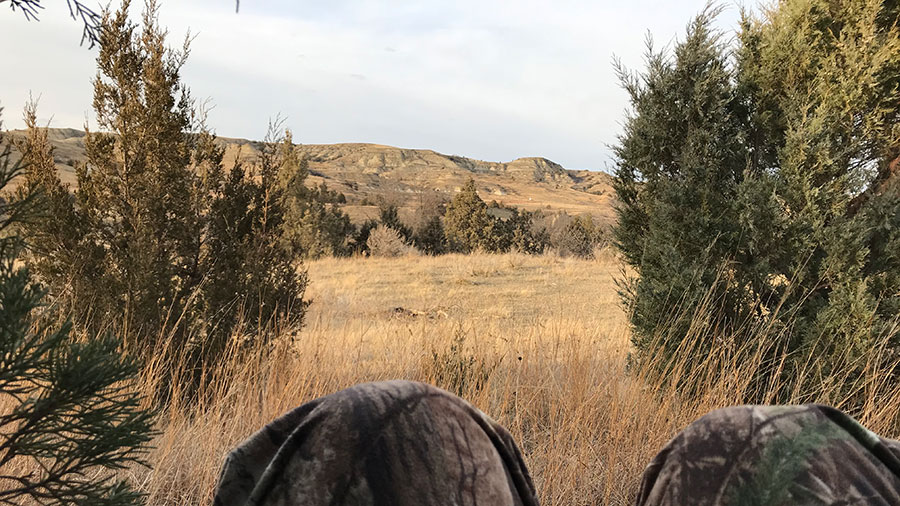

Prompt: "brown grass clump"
[28,251,900,505]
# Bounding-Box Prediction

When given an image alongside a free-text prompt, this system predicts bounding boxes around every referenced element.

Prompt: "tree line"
[312,178,607,260]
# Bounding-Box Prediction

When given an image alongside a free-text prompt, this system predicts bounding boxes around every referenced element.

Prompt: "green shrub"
[377,200,413,242]
[350,219,379,255]
[413,215,448,255]
[444,179,547,254]
[280,153,355,259]
[444,179,494,253]
[614,2,900,401]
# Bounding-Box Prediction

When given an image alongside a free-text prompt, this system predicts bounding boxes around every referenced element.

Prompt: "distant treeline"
[297,178,607,260]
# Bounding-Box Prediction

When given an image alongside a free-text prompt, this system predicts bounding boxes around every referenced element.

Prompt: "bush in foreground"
[0,113,154,505]
[614,2,900,401]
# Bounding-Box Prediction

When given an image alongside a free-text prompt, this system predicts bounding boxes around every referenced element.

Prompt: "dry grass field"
[129,251,900,505]
[135,251,642,505]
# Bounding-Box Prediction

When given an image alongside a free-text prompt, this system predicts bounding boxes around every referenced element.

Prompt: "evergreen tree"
[412,191,448,255]
[613,7,749,358]
[444,179,493,253]
[13,102,97,319]
[199,127,308,363]
[735,0,900,377]
[0,110,154,506]
[279,142,355,259]
[350,219,379,255]
[15,1,308,375]
[377,201,412,242]
[614,1,900,399]
[414,215,447,255]
[504,208,548,255]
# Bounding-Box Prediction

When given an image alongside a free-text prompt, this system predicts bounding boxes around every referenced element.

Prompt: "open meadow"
[136,251,657,505]
[128,251,899,505]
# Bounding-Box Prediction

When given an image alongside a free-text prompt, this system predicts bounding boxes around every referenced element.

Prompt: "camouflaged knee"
[213,380,539,506]
[635,404,900,506]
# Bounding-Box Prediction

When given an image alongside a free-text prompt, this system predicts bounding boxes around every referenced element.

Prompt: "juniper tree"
[734,0,900,380]
[508,209,548,255]
[12,102,97,321]
[15,1,308,377]
[65,0,201,354]
[614,0,900,400]
[349,219,379,255]
[198,126,308,365]
[413,215,447,255]
[411,191,448,255]
[0,110,154,506]
[613,7,750,360]
[444,179,493,253]
[278,137,355,259]
[377,201,412,243]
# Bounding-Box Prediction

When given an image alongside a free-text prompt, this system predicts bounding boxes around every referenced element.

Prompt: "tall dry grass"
[94,252,900,504]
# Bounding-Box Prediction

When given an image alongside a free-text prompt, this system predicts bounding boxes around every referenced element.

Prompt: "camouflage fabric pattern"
[635,404,900,505]
[213,380,539,506]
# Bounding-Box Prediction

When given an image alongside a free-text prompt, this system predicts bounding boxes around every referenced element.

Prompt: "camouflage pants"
[635,404,900,505]
[213,380,539,506]
[214,382,900,506]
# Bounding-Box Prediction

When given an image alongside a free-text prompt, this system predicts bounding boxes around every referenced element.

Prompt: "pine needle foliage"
[736,0,900,375]
[279,142,355,259]
[613,6,749,357]
[0,111,154,506]
[414,215,447,255]
[377,201,412,243]
[444,179,494,253]
[727,420,847,506]
[443,179,548,254]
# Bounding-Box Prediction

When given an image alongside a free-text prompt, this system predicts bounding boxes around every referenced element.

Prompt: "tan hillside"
[5,128,615,224]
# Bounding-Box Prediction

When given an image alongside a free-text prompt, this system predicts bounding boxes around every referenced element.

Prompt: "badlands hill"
[5,128,615,224]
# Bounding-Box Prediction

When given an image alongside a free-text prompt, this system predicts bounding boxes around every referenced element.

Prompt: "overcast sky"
[1,1,744,170]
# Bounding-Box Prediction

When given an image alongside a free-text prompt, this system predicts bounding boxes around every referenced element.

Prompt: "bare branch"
[2,0,100,47]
